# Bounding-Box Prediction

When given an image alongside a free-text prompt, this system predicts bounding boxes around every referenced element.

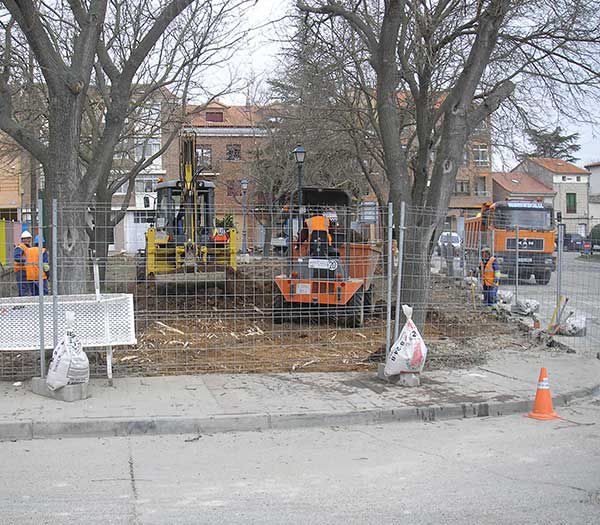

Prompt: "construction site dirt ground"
[102,262,555,376]
[0,260,563,380]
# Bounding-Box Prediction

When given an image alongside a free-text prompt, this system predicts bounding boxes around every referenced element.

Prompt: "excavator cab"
[139,132,236,286]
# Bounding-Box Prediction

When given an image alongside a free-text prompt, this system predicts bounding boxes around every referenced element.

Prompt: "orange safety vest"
[14,243,28,273]
[25,247,47,282]
[479,256,497,287]
[305,216,332,244]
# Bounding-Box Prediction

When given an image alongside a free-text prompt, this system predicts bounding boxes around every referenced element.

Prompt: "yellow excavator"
[137,132,236,288]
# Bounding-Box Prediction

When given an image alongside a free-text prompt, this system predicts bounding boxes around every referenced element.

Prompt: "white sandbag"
[46,338,71,391]
[558,313,586,336]
[66,332,89,385]
[464,276,480,289]
[497,290,514,304]
[384,305,428,376]
[46,311,89,390]
[512,298,540,315]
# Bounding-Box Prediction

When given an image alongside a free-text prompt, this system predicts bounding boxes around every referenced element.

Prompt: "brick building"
[445,120,494,231]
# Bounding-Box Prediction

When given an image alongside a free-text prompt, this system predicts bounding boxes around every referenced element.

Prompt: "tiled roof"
[190,101,264,128]
[492,171,555,195]
[527,157,589,174]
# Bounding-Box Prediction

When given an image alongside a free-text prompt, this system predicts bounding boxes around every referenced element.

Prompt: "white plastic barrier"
[0,294,136,381]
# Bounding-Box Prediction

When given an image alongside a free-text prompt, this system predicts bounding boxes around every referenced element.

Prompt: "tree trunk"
[45,96,90,295]
[398,210,435,331]
[263,212,273,257]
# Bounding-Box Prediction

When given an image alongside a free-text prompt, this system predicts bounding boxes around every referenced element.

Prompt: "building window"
[566,192,577,214]
[114,181,129,195]
[454,180,470,195]
[134,211,155,223]
[134,137,162,165]
[226,180,241,197]
[475,176,487,195]
[576,176,581,182]
[134,176,159,194]
[562,176,567,181]
[472,144,489,167]
[226,144,241,161]
[196,144,212,170]
[206,111,224,122]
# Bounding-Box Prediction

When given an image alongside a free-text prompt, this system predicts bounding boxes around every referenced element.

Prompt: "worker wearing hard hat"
[26,235,50,296]
[479,246,500,306]
[14,231,33,296]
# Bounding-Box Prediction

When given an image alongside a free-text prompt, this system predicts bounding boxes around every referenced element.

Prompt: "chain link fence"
[1,199,597,380]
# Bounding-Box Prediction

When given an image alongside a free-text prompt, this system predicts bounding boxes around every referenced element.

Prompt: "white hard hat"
[21,230,32,239]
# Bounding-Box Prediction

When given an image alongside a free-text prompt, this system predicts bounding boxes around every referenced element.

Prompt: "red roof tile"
[492,172,554,195]
[189,101,264,128]
[528,157,589,174]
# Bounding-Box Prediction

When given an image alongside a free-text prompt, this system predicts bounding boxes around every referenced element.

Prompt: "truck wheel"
[535,270,551,285]
[273,292,288,324]
[364,287,376,316]
[345,287,364,328]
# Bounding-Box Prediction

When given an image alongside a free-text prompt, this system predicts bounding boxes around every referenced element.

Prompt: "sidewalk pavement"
[1,349,599,442]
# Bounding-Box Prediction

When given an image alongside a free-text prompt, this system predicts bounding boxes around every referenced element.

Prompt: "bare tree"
[0,0,250,293]
[298,0,600,327]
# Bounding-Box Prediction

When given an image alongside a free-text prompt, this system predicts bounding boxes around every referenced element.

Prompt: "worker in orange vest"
[14,230,33,296]
[303,215,333,242]
[479,246,500,306]
[26,235,49,296]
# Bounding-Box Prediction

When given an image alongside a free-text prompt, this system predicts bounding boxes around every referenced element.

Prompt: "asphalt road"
[498,252,600,354]
[1,399,599,524]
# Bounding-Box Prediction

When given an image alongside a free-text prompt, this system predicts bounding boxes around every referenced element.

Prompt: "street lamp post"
[241,178,249,255]
[293,145,306,224]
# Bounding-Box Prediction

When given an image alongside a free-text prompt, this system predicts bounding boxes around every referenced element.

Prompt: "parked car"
[436,231,462,255]
[563,233,585,252]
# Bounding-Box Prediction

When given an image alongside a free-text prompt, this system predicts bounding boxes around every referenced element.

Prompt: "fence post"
[37,198,45,378]
[393,201,406,341]
[556,222,564,312]
[514,224,519,305]
[385,202,393,358]
[52,199,58,348]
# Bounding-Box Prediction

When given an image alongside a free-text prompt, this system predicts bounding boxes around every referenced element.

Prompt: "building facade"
[584,161,600,194]
[512,157,590,235]
[445,120,494,231]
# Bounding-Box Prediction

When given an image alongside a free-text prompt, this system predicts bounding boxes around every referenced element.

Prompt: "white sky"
[219,0,598,170]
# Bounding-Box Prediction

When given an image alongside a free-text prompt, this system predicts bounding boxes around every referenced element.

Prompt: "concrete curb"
[1,383,598,442]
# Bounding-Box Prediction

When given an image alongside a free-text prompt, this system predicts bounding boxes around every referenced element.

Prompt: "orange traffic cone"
[527,367,559,420]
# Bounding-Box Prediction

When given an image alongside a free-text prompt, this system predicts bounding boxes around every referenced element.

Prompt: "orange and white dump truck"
[273,188,382,326]
[464,201,556,284]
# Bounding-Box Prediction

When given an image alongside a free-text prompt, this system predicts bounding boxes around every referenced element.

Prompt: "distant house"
[492,171,555,204]
[584,161,600,194]
[512,157,590,235]
[589,194,600,225]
